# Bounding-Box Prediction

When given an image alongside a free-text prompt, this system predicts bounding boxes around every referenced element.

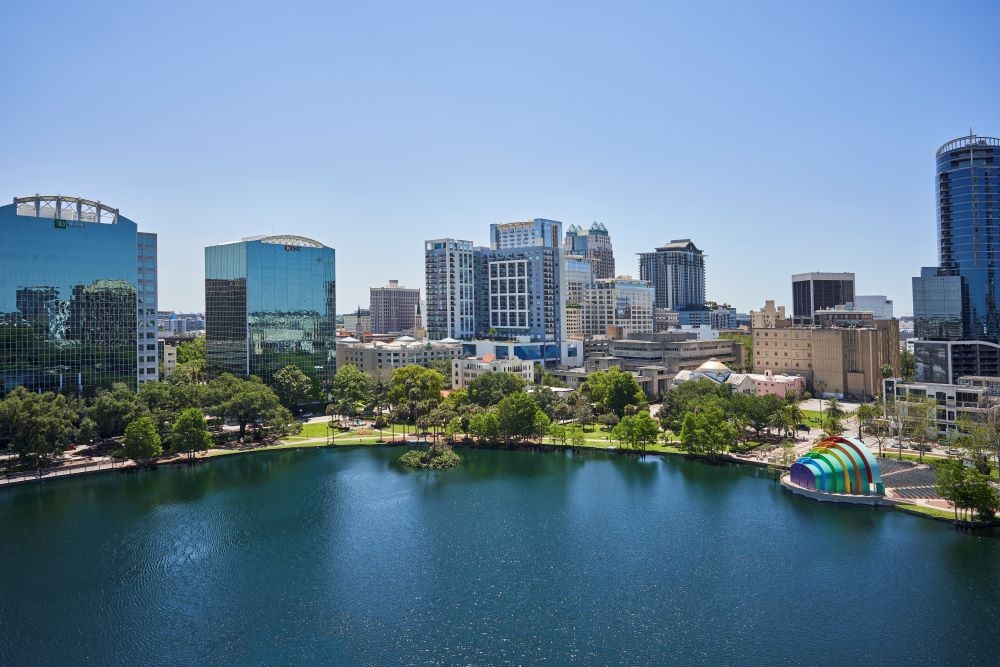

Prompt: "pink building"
[748,370,805,397]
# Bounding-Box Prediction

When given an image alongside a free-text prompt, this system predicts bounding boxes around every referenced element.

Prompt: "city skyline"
[3,2,999,315]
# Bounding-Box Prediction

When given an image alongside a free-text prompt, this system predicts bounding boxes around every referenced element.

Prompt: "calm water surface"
[1,447,998,665]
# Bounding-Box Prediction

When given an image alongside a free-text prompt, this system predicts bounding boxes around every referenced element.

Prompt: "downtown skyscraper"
[638,239,706,311]
[0,195,158,395]
[565,222,615,279]
[913,134,1000,382]
[205,234,336,388]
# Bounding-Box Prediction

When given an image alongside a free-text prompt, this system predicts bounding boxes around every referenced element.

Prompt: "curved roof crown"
[257,235,325,248]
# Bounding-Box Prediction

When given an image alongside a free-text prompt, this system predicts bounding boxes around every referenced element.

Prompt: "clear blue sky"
[3,0,998,315]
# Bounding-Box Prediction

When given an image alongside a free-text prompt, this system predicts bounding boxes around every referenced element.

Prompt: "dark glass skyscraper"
[0,195,153,395]
[914,134,1000,382]
[935,135,1000,340]
[205,235,336,389]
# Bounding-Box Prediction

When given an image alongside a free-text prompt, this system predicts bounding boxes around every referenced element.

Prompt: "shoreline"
[3,435,992,530]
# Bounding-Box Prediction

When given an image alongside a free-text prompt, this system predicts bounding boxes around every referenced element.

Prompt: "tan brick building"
[752,316,899,400]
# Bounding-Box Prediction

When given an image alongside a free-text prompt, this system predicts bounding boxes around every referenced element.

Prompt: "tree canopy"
[270,364,319,411]
[171,407,212,459]
[122,415,163,464]
[467,371,525,407]
[581,367,646,418]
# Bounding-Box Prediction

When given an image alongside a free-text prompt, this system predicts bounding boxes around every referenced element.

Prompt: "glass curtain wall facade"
[0,196,143,396]
[205,236,336,389]
[935,135,1000,341]
[913,135,1000,382]
[790,273,855,321]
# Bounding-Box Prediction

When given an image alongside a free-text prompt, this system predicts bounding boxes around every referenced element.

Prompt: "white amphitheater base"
[780,474,897,507]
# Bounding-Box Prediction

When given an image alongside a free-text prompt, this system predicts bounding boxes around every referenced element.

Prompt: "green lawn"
[896,503,955,521]
[801,410,825,428]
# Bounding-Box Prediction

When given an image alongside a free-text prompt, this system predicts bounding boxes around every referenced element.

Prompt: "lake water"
[1,447,998,665]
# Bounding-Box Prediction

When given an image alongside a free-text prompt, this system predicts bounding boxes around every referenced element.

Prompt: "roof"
[696,358,731,373]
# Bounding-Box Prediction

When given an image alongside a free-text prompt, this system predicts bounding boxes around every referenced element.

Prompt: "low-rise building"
[452,354,535,389]
[884,376,1000,435]
[673,359,805,397]
[336,336,462,380]
[458,338,582,367]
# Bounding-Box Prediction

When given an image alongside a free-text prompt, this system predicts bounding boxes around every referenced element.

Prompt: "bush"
[398,447,461,470]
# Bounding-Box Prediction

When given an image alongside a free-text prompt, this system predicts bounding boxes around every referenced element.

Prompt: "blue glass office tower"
[913,135,1000,382]
[0,195,152,395]
[205,235,336,389]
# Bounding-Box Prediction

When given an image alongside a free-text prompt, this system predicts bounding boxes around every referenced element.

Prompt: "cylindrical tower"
[936,134,1000,341]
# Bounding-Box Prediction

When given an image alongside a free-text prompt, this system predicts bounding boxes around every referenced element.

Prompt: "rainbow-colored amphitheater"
[789,436,885,496]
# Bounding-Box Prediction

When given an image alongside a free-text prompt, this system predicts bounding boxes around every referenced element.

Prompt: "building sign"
[284,244,301,252]
[54,219,67,229]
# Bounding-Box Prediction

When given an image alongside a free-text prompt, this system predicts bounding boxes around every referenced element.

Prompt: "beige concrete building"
[336,336,462,380]
[753,320,899,400]
[370,280,420,335]
[750,300,786,330]
[566,306,583,339]
[452,355,535,389]
[582,276,654,337]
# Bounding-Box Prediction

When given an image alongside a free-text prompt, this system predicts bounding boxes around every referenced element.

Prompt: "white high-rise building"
[582,276,654,336]
[425,238,475,340]
[136,231,159,385]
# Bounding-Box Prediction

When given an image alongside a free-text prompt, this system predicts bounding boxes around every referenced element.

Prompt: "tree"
[175,335,207,382]
[823,397,844,435]
[582,367,646,418]
[900,396,937,463]
[567,425,586,448]
[122,416,162,465]
[89,383,145,439]
[0,388,79,465]
[176,335,206,365]
[444,416,463,443]
[469,410,500,443]
[171,407,212,460]
[732,394,784,439]
[528,386,566,421]
[548,423,568,446]
[428,359,454,389]
[936,459,1000,523]
[679,405,736,457]
[532,410,551,443]
[213,374,284,439]
[574,401,596,429]
[373,414,389,442]
[388,365,445,420]
[77,417,100,446]
[496,392,540,444]
[597,412,620,431]
[899,348,916,382]
[330,364,374,418]
[657,380,731,434]
[856,403,879,440]
[467,372,526,408]
[612,412,660,455]
[270,364,319,411]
